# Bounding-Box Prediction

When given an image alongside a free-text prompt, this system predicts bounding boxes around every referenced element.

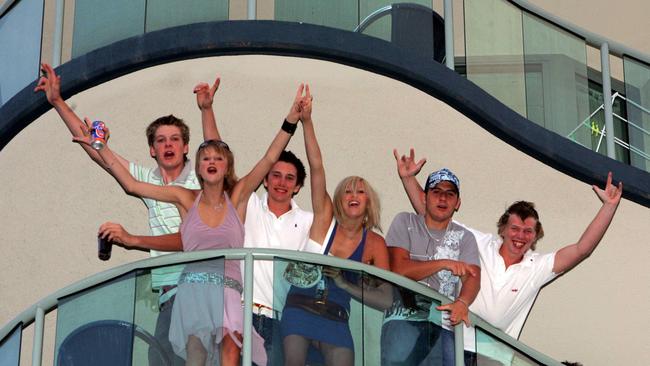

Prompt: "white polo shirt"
[462,227,557,355]
[244,193,317,317]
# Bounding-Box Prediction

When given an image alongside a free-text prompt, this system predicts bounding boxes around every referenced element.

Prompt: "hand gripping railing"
[0,248,562,366]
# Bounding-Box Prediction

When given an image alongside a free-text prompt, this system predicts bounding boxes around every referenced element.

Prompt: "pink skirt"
[169,274,267,366]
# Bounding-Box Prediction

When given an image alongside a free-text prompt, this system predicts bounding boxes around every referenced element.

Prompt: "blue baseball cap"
[424,168,460,193]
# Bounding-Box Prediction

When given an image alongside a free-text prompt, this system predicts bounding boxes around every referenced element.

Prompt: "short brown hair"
[146,115,190,147]
[497,201,544,250]
[332,176,382,232]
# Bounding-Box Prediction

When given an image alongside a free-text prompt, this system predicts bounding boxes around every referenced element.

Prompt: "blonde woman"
[281,86,391,366]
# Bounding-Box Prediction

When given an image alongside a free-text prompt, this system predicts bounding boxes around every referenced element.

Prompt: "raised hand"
[194,76,220,111]
[593,171,623,206]
[299,84,313,122]
[393,148,426,179]
[34,63,63,105]
[71,117,107,146]
[286,83,304,123]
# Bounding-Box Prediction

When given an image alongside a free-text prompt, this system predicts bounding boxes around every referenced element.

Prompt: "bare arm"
[553,172,623,273]
[321,233,392,309]
[389,247,478,281]
[74,130,195,209]
[301,85,333,243]
[34,63,129,171]
[98,222,183,251]
[390,245,480,325]
[230,85,303,218]
[326,268,394,310]
[194,76,222,141]
[436,268,480,326]
[393,148,426,215]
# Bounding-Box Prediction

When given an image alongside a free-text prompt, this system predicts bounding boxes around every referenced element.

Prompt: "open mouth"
[163,151,175,159]
[207,167,217,174]
[349,200,360,207]
[513,240,526,249]
[273,187,288,194]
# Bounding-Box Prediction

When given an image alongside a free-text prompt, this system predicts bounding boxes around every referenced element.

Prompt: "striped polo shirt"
[130,160,200,290]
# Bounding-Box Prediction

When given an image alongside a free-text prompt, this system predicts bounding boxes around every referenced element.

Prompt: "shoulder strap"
[349,227,367,262]
[322,222,338,255]
[193,190,203,208]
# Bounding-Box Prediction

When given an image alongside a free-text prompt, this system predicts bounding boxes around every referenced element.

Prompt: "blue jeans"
[253,313,284,366]
[380,319,456,366]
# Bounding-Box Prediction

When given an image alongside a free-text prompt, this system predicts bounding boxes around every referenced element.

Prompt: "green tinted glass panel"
[358,0,433,42]
[585,81,630,164]
[72,0,146,57]
[274,0,359,31]
[475,328,541,365]
[145,0,229,32]
[55,272,137,363]
[0,0,43,106]
[381,282,446,365]
[464,0,527,116]
[131,268,167,365]
[0,324,21,366]
[274,257,446,365]
[522,13,589,147]
[157,258,226,363]
[623,56,650,172]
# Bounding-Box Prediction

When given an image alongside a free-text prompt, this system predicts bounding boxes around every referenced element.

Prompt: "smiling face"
[340,181,369,220]
[149,125,189,171]
[264,161,301,205]
[332,176,381,231]
[499,214,538,261]
[423,181,460,228]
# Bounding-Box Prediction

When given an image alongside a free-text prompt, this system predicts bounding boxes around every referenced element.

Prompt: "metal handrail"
[509,0,650,62]
[0,0,17,17]
[0,248,562,366]
[568,92,650,161]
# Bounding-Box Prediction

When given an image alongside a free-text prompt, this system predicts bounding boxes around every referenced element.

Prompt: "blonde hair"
[194,140,237,193]
[332,176,382,232]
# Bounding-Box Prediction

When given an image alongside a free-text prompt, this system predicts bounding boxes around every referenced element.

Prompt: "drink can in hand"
[98,236,113,261]
[90,121,107,150]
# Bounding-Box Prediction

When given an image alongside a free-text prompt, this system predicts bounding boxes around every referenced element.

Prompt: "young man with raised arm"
[382,161,481,366]
[96,84,321,365]
[35,63,222,366]
[242,85,322,365]
[394,148,622,365]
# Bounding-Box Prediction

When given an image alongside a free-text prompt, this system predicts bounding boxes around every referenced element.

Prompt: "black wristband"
[282,119,298,135]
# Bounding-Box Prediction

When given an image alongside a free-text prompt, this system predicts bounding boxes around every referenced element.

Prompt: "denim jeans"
[253,313,284,366]
[380,319,460,366]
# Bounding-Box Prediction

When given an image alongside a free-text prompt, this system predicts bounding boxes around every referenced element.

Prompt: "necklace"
[422,220,451,261]
[202,193,224,210]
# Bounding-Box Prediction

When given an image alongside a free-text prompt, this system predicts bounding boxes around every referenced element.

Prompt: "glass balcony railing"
[623,56,650,172]
[0,248,562,366]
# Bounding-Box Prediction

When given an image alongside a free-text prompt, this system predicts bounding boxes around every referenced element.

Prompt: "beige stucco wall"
[1,55,648,365]
[526,0,650,55]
